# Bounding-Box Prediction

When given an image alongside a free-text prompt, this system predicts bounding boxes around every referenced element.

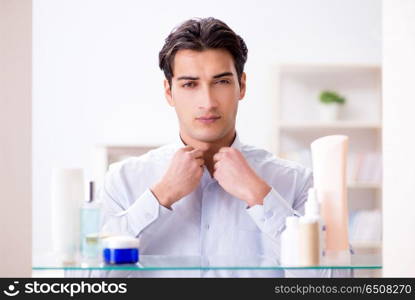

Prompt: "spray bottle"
[298,187,326,266]
[80,181,102,259]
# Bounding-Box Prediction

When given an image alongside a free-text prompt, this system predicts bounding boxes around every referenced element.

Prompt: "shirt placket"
[199,168,216,277]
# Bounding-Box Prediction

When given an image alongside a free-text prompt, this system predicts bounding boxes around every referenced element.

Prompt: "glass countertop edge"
[32,266,382,271]
[33,253,382,271]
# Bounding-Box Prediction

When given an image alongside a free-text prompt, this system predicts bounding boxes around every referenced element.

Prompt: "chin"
[190,129,227,143]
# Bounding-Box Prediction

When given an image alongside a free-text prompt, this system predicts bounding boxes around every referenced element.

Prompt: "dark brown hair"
[159,17,248,88]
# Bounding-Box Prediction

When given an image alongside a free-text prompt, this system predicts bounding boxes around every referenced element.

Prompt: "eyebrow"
[213,71,233,79]
[176,71,234,81]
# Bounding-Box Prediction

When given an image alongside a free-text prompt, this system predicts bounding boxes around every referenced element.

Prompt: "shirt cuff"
[121,188,173,237]
[245,187,299,238]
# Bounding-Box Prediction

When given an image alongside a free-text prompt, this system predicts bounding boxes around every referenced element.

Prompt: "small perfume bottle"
[80,181,101,259]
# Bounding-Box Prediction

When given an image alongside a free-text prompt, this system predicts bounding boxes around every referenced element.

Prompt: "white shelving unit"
[272,63,383,255]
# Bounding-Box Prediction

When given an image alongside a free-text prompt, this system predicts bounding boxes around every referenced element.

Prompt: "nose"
[198,85,219,110]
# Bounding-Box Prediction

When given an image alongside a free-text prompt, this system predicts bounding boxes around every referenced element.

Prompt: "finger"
[213,152,222,162]
[213,161,220,170]
[219,147,232,153]
[189,148,204,158]
[182,145,194,152]
[195,158,204,167]
[197,165,204,177]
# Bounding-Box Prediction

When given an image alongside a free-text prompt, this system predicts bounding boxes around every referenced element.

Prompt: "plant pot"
[319,104,340,122]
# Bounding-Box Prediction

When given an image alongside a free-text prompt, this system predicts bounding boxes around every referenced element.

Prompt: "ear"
[238,72,246,101]
[164,79,174,106]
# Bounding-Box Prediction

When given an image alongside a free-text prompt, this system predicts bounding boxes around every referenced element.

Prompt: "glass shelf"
[33,253,381,271]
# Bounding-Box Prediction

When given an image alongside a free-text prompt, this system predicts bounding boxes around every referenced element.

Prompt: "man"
[93,17,351,277]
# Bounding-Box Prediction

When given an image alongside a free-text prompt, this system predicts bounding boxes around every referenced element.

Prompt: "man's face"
[164,48,246,143]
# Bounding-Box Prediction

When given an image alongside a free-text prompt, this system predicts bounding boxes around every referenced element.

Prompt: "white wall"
[0,0,32,276]
[382,0,415,277]
[33,0,381,255]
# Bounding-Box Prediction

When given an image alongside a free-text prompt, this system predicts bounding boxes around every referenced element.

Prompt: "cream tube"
[311,135,350,265]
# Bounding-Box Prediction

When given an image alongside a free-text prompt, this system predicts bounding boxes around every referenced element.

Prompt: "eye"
[182,81,196,88]
[216,79,230,85]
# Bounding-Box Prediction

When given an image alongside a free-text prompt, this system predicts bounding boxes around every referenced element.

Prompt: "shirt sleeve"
[245,167,312,240]
[101,187,173,238]
[99,161,174,238]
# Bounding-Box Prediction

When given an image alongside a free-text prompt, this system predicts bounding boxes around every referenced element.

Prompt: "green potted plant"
[318,90,346,121]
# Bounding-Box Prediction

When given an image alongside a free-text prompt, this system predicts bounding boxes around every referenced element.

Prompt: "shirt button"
[265,211,273,218]
[205,224,210,230]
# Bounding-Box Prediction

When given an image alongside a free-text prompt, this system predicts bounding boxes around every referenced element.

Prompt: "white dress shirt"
[84,133,352,278]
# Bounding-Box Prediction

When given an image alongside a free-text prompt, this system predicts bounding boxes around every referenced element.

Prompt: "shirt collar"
[174,131,243,152]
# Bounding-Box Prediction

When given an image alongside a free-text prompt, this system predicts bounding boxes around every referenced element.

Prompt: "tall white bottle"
[51,168,85,263]
[280,216,300,266]
[311,135,350,265]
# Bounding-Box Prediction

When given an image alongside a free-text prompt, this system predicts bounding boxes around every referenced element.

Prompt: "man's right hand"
[151,146,204,209]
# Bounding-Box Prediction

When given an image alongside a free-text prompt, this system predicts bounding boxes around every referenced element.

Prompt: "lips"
[196,115,221,124]
[197,115,220,120]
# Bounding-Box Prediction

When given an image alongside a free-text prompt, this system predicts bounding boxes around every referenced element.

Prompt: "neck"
[179,129,236,175]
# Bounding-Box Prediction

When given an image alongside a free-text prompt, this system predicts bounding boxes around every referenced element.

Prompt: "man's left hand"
[213,147,271,207]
